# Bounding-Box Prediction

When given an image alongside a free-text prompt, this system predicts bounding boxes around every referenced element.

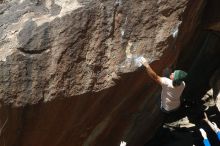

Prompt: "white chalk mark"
[115,0,122,6]
[55,0,83,16]
[125,42,133,59]
[121,28,125,37]
[172,21,182,38]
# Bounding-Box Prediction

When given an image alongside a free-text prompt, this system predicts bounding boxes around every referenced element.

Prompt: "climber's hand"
[120,141,126,146]
[139,57,149,68]
[199,128,207,139]
[211,122,220,133]
[139,56,147,64]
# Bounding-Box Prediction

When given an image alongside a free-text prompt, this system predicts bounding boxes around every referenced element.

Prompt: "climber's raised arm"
[139,57,162,85]
[138,56,187,113]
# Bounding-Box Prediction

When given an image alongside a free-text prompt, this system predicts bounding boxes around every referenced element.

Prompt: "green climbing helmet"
[174,70,188,82]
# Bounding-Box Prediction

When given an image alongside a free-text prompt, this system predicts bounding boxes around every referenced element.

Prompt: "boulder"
[0,0,204,145]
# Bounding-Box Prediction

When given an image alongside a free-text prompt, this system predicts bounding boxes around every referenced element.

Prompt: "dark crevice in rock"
[17,47,49,54]
[109,2,118,39]
[182,31,220,103]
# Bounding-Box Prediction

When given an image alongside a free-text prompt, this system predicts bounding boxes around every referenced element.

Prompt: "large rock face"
[0,0,204,146]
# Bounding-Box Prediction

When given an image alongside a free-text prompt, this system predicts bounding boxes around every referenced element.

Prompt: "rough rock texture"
[0,0,205,146]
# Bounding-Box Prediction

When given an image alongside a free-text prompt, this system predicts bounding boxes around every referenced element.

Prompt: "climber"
[203,112,220,141]
[199,128,211,146]
[139,57,187,113]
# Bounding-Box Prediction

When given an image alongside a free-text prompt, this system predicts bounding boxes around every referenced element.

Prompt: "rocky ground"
[145,89,220,146]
